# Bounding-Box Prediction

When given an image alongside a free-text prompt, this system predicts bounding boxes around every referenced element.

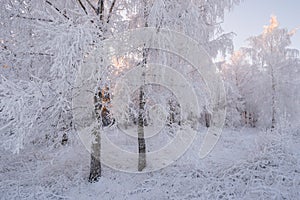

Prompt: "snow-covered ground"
[1,127,299,199]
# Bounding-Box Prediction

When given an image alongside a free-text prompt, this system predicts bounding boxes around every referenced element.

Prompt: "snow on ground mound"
[1,128,299,199]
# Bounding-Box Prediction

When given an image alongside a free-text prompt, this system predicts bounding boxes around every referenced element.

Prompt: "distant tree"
[245,16,299,129]
[221,51,257,127]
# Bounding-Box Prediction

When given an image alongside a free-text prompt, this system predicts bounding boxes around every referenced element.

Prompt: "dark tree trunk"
[138,86,146,171]
[86,0,117,182]
[205,112,211,128]
[270,65,276,130]
[89,128,101,182]
[137,0,150,172]
[61,133,68,145]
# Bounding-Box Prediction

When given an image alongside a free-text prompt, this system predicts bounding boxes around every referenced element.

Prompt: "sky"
[223,0,300,51]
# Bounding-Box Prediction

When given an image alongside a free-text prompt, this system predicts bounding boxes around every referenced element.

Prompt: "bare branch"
[106,0,117,24]
[76,0,88,15]
[12,14,53,22]
[45,0,70,20]
[85,0,97,14]
[97,0,104,20]
[1,45,54,57]
[28,52,54,56]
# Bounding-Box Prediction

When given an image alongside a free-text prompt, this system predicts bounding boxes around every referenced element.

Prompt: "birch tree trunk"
[137,0,149,171]
[89,126,101,182]
[138,84,146,171]
[89,88,103,182]
[270,65,276,130]
[87,0,116,182]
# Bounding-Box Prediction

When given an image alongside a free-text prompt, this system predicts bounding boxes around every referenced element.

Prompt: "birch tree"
[245,16,299,129]
[0,0,241,179]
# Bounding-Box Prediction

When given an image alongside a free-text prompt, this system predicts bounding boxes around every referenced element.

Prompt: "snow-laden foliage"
[1,0,241,152]
[222,16,300,128]
[1,1,299,199]
[203,128,299,199]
